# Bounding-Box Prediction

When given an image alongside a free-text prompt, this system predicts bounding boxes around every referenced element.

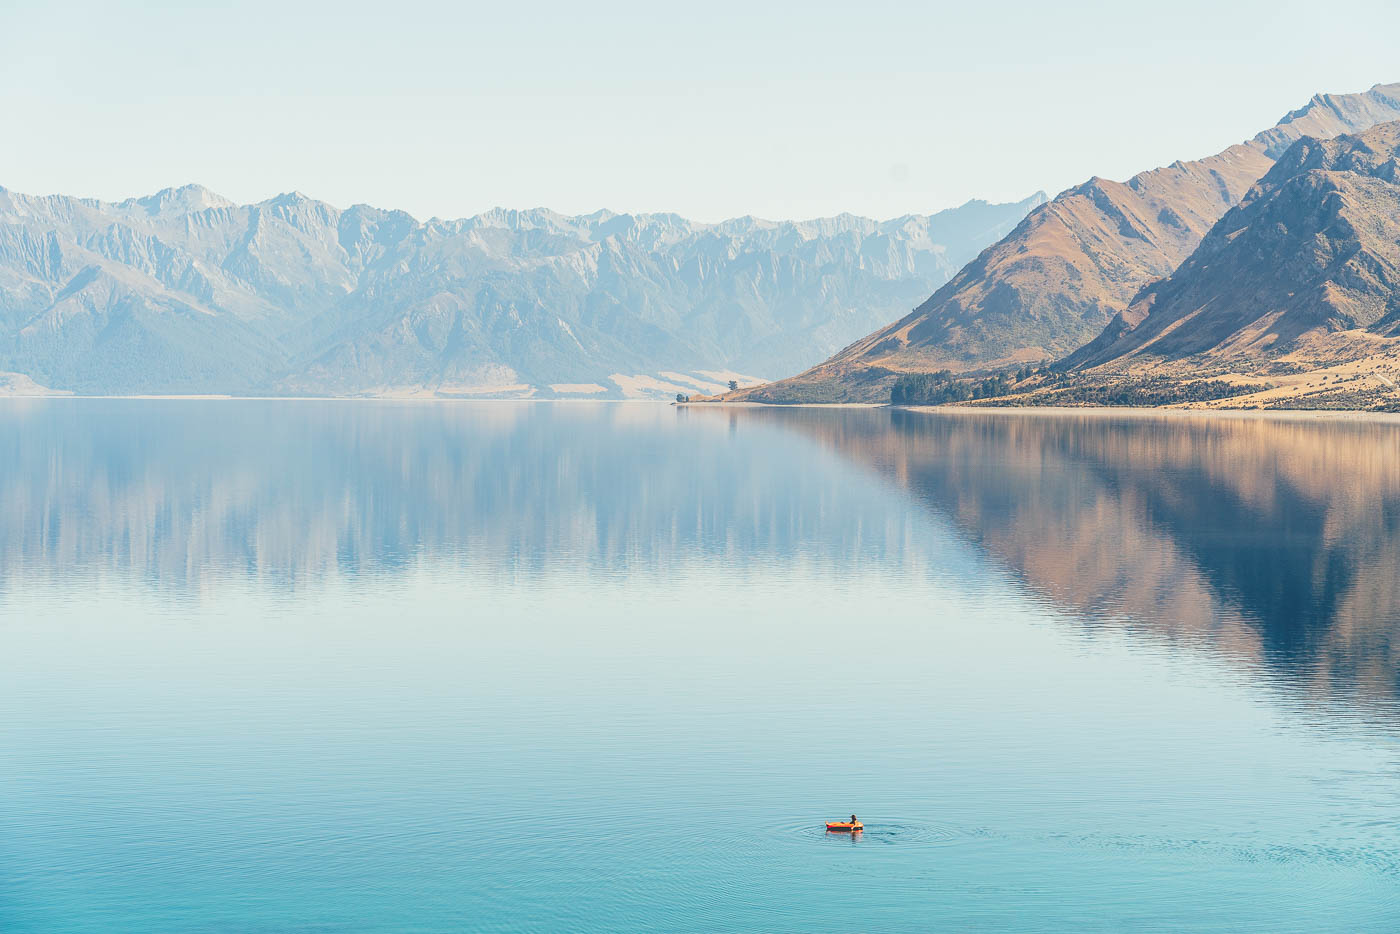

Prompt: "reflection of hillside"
[10,399,1400,705]
[714,407,1400,704]
[0,400,924,592]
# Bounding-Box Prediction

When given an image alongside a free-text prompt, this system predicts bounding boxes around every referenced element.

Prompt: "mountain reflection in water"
[708,405,1400,711]
[0,399,926,588]
[4,399,1400,711]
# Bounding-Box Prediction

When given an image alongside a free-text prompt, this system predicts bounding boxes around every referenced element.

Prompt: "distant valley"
[0,188,1042,397]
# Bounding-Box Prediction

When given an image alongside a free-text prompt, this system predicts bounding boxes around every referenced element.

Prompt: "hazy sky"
[4,0,1399,222]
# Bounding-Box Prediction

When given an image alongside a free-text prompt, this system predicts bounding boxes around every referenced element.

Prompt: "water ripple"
[767,817,991,848]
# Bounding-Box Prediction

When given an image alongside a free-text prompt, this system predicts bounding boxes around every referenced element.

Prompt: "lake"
[3,400,1400,932]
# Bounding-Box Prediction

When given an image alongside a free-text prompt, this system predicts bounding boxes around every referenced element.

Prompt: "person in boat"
[849,815,858,825]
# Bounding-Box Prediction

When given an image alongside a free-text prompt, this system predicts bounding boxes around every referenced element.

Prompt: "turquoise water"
[3,401,1400,931]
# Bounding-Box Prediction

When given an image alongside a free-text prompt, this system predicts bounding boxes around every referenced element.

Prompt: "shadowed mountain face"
[702,406,1400,709]
[0,188,1043,397]
[1067,122,1400,371]
[734,82,1400,403]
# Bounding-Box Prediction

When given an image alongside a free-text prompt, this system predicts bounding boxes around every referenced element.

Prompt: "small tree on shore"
[728,380,739,391]
[675,393,689,403]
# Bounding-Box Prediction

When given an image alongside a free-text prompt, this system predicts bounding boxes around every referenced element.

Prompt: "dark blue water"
[3,401,1400,931]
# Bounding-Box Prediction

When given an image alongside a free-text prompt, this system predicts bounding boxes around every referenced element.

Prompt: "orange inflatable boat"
[825,821,864,832]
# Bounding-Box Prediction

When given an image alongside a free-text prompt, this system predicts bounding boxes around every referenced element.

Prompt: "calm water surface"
[2,401,1400,931]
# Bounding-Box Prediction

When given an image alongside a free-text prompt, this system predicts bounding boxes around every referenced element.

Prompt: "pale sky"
[3,0,1399,222]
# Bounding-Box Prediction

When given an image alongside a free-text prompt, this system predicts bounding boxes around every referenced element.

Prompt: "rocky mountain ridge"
[0,186,1044,396]
[1047,121,1400,409]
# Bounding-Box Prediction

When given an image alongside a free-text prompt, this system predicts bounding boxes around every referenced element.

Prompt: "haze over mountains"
[735,82,1400,404]
[0,187,1042,397]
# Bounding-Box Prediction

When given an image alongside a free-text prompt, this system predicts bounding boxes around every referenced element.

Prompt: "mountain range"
[731,82,1400,404]
[9,80,1400,408]
[0,187,1042,397]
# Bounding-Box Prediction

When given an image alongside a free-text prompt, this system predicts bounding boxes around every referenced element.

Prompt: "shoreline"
[902,404,1400,422]
[680,401,1400,422]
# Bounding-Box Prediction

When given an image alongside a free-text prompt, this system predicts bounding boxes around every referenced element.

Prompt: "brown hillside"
[728,82,1400,404]
[1068,122,1400,375]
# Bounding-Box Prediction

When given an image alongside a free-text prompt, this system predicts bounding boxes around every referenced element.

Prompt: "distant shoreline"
[677,401,883,409]
[0,394,671,403]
